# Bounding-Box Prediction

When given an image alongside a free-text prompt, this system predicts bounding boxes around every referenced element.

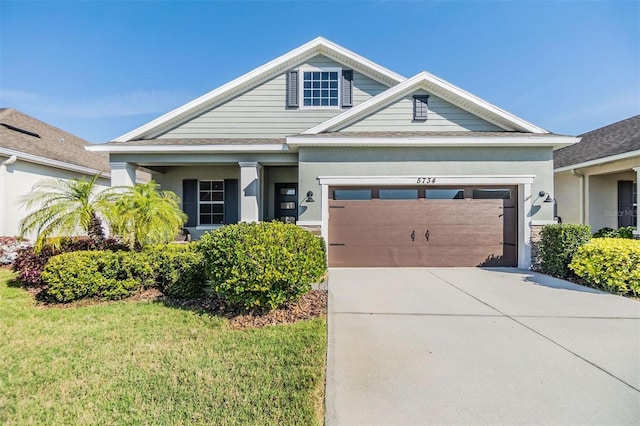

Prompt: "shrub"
[42,251,154,302]
[593,226,636,239]
[198,222,327,310]
[0,236,29,265]
[12,237,128,287]
[538,224,591,278]
[569,238,640,295]
[144,243,206,298]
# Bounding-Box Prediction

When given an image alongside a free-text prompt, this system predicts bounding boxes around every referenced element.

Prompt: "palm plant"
[103,181,186,249]
[19,175,108,249]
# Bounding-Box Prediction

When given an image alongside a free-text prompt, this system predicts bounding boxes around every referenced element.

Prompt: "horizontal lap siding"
[341,92,503,132]
[159,55,390,139]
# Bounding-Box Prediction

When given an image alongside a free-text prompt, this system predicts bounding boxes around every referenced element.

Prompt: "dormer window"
[413,95,429,120]
[287,67,353,109]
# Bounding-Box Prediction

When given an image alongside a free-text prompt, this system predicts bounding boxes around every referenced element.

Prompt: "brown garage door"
[328,186,517,267]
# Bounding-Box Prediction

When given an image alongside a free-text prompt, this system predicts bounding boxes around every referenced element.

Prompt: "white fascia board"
[303,71,548,134]
[113,37,406,142]
[87,144,290,154]
[317,175,535,186]
[287,135,577,148]
[554,149,640,173]
[0,147,110,178]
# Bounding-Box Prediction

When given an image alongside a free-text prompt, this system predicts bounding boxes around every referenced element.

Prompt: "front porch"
[110,159,304,239]
[555,157,639,235]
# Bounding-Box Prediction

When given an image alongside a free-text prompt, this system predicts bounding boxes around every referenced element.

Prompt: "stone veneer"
[530,224,544,270]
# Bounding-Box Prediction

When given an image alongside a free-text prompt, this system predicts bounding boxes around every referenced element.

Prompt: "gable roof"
[303,72,548,134]
[0,108,110,175]
[113,37,406,142]
[554,114,640,170]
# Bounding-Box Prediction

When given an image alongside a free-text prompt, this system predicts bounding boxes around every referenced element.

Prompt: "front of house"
[90,37,576,269]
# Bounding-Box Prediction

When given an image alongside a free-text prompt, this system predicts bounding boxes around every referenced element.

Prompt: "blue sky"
[1,0,638,143]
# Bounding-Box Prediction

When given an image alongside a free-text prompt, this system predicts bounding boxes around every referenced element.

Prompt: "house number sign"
[416,177,437,184]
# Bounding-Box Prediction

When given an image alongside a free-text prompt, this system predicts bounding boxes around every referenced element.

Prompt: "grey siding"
[159,55,389,139]
[297,146,555,223]
[340,90,504,132]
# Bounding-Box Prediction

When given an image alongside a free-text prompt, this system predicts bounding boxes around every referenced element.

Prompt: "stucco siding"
[0,159,109,239]
[297,146,554,223]
[158,55,390,139]
[554,171,583,225]
[340,90,504,132]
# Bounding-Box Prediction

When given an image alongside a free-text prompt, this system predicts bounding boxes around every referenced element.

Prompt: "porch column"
[110,162,136,187]
[634,167,640,238]
[239,162,262,222]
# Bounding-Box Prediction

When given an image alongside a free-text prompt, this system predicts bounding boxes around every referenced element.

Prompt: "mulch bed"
[19,281,328,329]
[162,290,328,329]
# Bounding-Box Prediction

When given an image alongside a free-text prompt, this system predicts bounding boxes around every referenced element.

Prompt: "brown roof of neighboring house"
[554,114,640,169]
[0,108,109,173]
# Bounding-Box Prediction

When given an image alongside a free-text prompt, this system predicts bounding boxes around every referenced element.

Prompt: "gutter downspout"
[571,168,585,224]
[634,167,640,238]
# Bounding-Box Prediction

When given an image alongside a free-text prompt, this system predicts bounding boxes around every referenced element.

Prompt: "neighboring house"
[89,37,577,269]
[554,115,639,236]
[0,108,111,239]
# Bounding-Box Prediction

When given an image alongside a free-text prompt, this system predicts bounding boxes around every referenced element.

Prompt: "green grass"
[0,269,326,425]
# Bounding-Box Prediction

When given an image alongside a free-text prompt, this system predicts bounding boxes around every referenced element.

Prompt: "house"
[88,37,577,269]
[0,108,113,239]
[554,115,639,236]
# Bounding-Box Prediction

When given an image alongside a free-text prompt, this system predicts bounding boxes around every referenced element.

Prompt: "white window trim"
[198,180,225,226]
[298,66,342,110]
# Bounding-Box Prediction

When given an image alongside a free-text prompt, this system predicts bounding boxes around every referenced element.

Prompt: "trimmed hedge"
[538,224,591,278]
[569,238,640,295]
[12,237,129,287]
[144,243,206,298]
[42,251,155,302]
[198,222,327,310]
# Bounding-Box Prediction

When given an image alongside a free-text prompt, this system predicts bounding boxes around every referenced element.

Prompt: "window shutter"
[618,180,635,227]
[413,95,429,120]
[342,70,353,107]
[224,179,239,224]
[287,70,299,107]
[182,179,198,227]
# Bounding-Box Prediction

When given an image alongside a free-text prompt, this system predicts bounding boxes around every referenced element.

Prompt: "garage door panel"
[327,186,518,267]
[329,225,418,247]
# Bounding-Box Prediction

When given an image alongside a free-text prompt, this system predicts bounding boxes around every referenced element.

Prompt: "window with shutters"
[413,95,429,120]
[199,180,224,225]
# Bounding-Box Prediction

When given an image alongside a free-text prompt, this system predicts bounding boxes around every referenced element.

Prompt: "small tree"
[103,181,186,249]
[19,175,108,249]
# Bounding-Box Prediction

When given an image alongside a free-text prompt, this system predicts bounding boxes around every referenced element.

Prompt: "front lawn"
[0,269,326,425]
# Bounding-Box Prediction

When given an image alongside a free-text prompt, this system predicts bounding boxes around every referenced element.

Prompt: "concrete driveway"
[325,268,640,425]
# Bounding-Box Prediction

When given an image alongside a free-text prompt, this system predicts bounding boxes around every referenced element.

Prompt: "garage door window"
[333,189,372,200]
[379,189,418,200]
[426,189,464,199]
[473,189,511,199]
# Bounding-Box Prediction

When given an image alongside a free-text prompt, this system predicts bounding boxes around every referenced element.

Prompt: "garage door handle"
[425,230,430,241]
[411,230,415,242]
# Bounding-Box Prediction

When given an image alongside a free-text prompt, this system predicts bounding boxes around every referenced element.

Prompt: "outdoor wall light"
[539,191,553,203]
[305,191,315,202]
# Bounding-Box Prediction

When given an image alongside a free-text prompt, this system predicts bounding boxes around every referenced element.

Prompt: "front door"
[275,183,298,224]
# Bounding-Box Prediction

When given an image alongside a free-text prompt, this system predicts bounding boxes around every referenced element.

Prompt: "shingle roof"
[0,108,110,173]
[554,115,640,169]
